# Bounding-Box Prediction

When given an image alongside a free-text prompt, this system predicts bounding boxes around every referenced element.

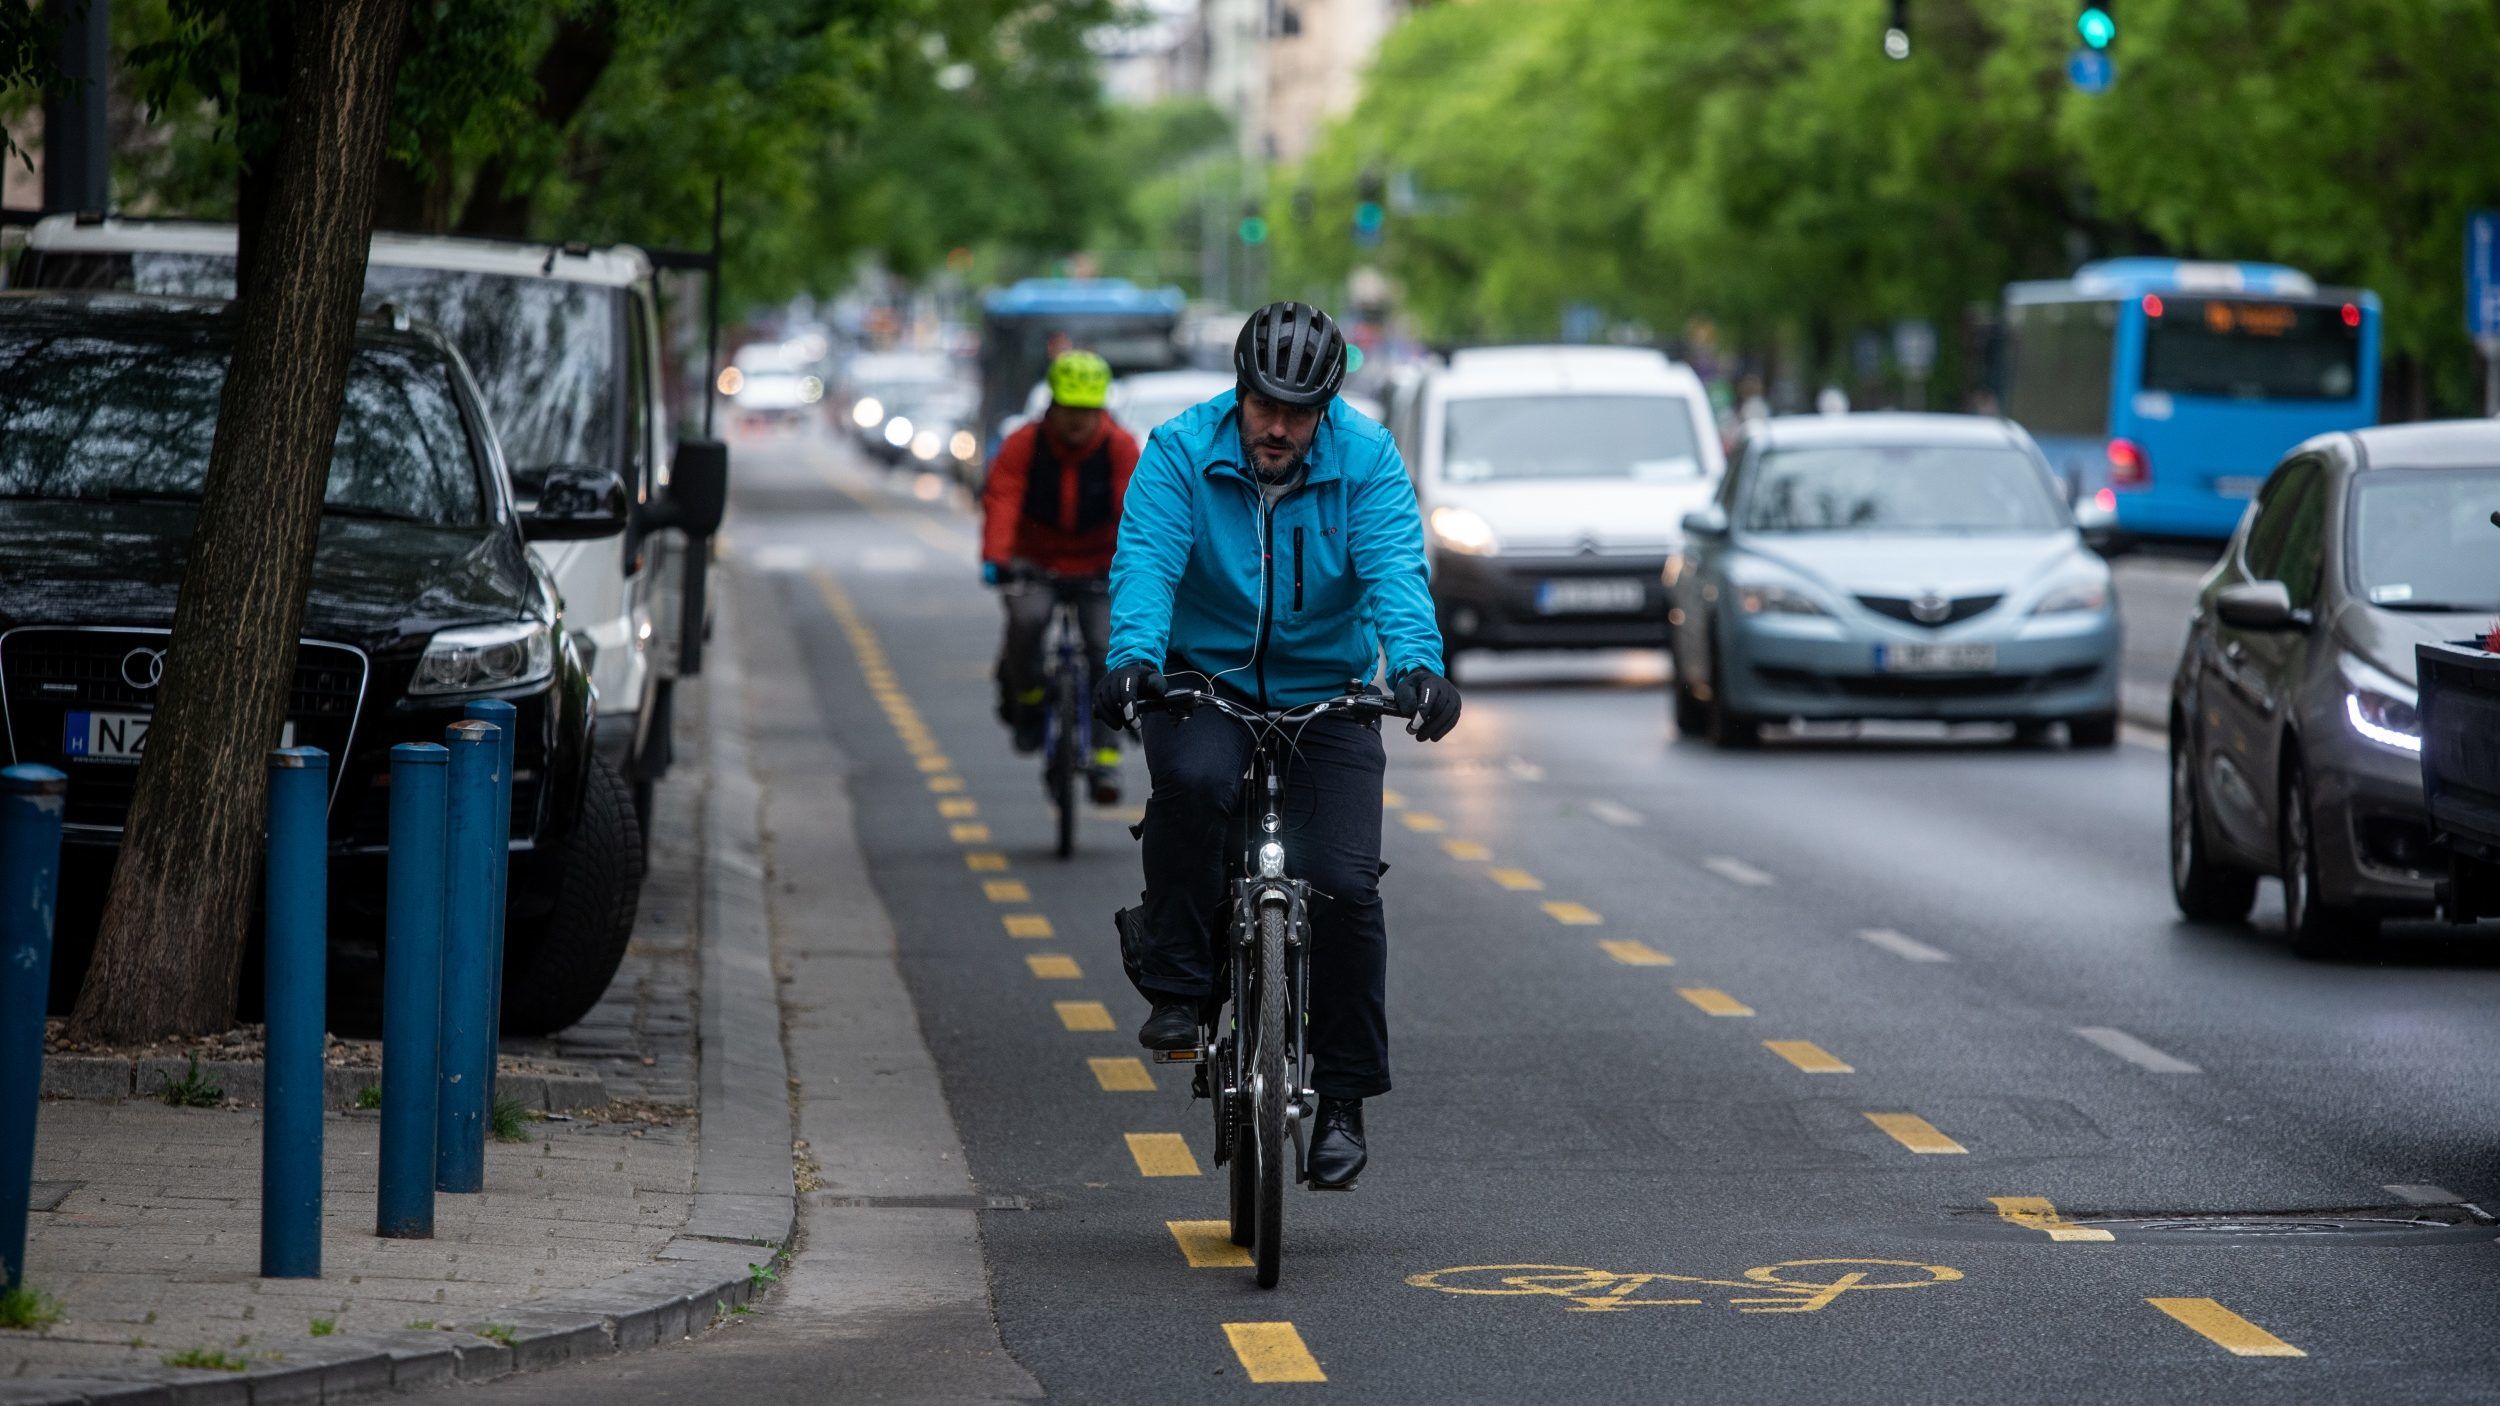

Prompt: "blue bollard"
[378,743,447,1239]
[261,747,329,1278]
[463,699,515,1109]
[436,720,500,1194]
[0,765,65,1292]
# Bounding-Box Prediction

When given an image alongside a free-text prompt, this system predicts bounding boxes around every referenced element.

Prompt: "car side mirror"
[639,439,729,539]
[521,464,631,541]
[1681,506,1729,540]
[2215,579,2305,631]
[2081,523,2136,559]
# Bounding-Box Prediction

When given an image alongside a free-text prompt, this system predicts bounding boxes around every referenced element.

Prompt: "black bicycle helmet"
[1234,300,1347,407]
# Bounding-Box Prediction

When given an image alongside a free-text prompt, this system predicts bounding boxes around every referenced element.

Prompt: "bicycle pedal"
[1151,1046,1205,1065]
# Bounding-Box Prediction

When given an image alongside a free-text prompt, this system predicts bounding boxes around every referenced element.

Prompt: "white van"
[1383,346,1723,667]
[17,216,726,820]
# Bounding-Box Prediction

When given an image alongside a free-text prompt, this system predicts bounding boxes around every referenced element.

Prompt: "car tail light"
[2107,438,2149,489]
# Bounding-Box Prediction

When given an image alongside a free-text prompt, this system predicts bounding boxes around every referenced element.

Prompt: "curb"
[39,1056,608,1112]
[2,588,795,1406]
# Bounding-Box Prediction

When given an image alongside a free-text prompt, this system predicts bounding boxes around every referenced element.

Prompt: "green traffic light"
[2077,6,2115,48]
[1239,216,1269,246]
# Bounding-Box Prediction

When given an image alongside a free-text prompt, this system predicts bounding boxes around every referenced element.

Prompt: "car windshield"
[123,251,619,477]
[2349,468,2500,612]
[1116,395,1202,435]
[1742,444,2064,534]
[1443,394,1703,484]
[0,329,485,525]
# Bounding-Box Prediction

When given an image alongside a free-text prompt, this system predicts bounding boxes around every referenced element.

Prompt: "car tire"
[1704,634,1760,750]
[1671,657,1710,738]
[2278,751,2375,956]
[2011,720,2055,748]
[2170,732,2256,923]
[2067,713,2119,749]
[501,752,648,1035]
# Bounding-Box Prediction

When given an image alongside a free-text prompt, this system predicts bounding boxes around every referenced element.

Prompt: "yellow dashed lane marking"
[1598,939,1673,966]
[1676,987,1753,1016]
[1543,901,1603,926]
[1864,1112,1966,1154]
[2147,1298,2305,1357]
[1381,788,1406,809]
[1223,1323,1326,1383]
[1398,811,1448,833]
[1125,1133,1201,1177]
[1026,953,1082,980]
[983,880,1032,903]
[1090,1057,1155,1092]
[1004,914,1055,939]
[938,798,979,818]
[1989,1196,2114,1242]
[1442,839,1490,862]
[1168,1220,1251,1267]
[949,822,992,843]
[1055,1001,1114,1032]
[919,755,954,773]
[965,852,1009,872]
[928,775,966,793]
[1488,867,1544,891]
[1765,1040,1853,1074]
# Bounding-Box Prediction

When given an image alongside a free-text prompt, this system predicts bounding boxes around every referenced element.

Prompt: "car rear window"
[0,330,487,525]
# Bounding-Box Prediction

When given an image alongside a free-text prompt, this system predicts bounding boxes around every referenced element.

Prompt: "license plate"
[1874,643,1996,674]
[63,710,292,762]
[2213,476,2263,500]
[1536,578,1646,615]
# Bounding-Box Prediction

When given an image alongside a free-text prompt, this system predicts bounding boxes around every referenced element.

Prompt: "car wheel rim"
[2170,748,2195,891]
[2284,785,2310,930]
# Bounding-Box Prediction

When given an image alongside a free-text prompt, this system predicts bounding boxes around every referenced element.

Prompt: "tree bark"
[452,2,618,239]
[69,0,413,1041]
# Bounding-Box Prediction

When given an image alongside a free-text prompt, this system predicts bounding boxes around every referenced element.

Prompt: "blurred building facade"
[1104,0,1407,168]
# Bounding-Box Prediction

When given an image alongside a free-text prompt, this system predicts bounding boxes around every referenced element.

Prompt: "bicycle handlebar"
[1130,676,1415,730]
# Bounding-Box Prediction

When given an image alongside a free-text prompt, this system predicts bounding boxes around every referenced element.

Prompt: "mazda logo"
[1910,591,1952,624]
[120,647,166,691]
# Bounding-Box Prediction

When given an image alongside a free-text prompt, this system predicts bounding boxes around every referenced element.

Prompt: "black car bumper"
[1432,550,1670,650]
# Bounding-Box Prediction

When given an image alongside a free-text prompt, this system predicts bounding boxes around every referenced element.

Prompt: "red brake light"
[2107,438,2150,489]
[2094,487,2117,512]
[2141,294,2164,318]
[2341,302,2362,328]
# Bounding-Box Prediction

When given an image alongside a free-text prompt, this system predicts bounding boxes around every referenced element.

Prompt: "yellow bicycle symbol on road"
[1406,1260,1964,1314]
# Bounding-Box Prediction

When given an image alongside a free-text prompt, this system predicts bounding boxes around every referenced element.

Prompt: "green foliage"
[0,1284,63,1331]
[353,1085,382,1110]
[489,1095,532,1142]
[156,1054,223,1108]
[162,1346,248,1371]
[308,1316,336,1337]
[474,1323,517,1346]
[746,1260,779,1291]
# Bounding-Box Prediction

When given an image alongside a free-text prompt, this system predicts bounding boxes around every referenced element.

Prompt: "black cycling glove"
[1394,667,1462,742]
[1094,662,1164,736]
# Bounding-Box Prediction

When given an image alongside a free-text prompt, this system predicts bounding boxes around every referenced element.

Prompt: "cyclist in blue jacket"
[1093,301,1461,1189]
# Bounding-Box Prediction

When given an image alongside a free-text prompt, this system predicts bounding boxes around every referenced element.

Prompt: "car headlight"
[2030,576,2111,615]
[884,415,915,447]
[911,430,942,461]
[851,396,883,428]
[2341,654,2420,753]
[412,620,555,696]
[951,429,978,461]
[1737,582,1830,617]
[1430,505,1499,556]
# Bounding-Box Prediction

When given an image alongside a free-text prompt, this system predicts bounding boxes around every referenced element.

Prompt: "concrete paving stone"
[371,1332,461,1393]
[0,1379,150,1405]
[541,1077,605,1110]
[133,1060,261,1107]
[42,1057,136,1101]
[487,1310,613,1372]
[443,1335,511,1382]
[147,1372,247,1406]
[492,1075,548,1110]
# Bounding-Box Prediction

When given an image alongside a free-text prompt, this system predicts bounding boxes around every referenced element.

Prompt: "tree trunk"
[68,0,412,1041]
[453,3,619,239]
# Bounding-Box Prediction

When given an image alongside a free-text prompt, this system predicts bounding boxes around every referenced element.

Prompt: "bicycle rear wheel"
[1050,684,1079,859]
[1252,901,1288,1289]
[1224,1031,1255,1246]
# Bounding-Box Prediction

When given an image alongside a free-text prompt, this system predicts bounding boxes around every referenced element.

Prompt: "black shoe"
[1138,1001,1199,1051]
[1307,1097,1366,1189]
[1011,709,1045,754]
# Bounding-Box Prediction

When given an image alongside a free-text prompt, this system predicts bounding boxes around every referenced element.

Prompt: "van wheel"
[2068,713,2119,749]
[502,753,646,1035]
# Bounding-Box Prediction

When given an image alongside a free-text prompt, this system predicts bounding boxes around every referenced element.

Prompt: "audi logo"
[120,647,166,691]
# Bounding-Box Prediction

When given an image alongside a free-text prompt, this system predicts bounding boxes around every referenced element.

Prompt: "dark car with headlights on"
[0,294,641,1033]
[2169,420,2500,950]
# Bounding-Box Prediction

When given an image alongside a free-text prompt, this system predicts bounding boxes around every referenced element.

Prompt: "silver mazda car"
[2169,420,2500,949]
[1666,413,2121,747]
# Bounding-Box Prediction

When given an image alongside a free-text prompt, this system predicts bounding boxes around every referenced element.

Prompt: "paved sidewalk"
[3,617,796,1403]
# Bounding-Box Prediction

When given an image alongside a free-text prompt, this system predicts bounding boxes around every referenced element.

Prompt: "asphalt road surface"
[432,438,2500,1404]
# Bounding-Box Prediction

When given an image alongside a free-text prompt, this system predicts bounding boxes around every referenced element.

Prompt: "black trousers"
[1134,707,1389,1099]
[998,577,1117,753]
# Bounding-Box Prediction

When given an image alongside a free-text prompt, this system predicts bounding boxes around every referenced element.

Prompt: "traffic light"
[1883,0,1909,59]
[2077,2,2115,49]
[1239,215,1269,246]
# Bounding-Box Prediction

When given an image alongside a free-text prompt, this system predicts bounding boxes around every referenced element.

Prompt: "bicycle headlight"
[2341,654,2420,753]
[1258,841,1286,879]
[413,620,555,696]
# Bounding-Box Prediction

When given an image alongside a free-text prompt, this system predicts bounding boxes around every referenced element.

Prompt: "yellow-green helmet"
[1047,350,1112,409]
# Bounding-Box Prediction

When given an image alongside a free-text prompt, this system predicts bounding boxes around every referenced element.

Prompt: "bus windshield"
[2141,298,2360,401]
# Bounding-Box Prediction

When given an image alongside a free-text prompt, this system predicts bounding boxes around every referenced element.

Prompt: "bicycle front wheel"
[1253,900,1288,1289]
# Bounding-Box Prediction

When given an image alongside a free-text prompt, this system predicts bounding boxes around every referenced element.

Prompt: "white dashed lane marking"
[1702,856,1774,887]
[1585,799,1643,827]
[1856,928,1952,962]
[2073,1026,2202,1074]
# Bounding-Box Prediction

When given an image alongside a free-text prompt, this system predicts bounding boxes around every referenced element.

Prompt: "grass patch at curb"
[156,1054,223,1108]
[489,1096,534,1143]
[161,1347,247,1372]
[473,1323,517,1347]
[0,1285,62,1331]
[309,1316,337,1337]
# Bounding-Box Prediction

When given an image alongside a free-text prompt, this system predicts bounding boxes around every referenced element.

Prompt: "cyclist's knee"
[1302,855,1383,905]
[1152,760,1236,814]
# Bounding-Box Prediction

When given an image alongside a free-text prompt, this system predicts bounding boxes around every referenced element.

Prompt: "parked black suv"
[0,293,640,1033]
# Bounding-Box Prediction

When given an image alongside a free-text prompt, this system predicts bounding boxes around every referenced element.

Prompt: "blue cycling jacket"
[1108,389,1445,707]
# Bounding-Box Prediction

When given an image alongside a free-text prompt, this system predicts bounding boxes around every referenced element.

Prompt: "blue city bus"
[2001,259,2380,540]
[977,277,1185,451]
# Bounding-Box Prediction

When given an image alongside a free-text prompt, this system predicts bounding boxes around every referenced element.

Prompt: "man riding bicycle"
[982,349,1140,803]
[1094,301,1461,1190]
